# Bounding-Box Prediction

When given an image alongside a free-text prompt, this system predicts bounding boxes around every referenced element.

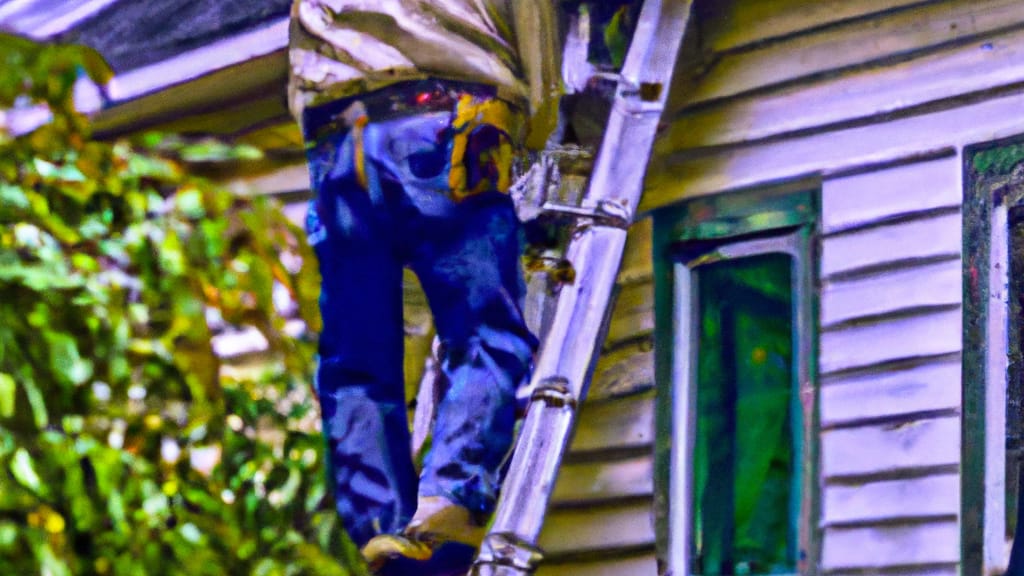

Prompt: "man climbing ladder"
[287,2,559,575]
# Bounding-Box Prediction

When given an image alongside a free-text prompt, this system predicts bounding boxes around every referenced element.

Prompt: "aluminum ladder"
[468,2,693,574]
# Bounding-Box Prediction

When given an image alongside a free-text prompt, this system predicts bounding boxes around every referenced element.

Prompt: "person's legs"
[307,87,535,573]
[304,127,416,549]
[409,191,537,523]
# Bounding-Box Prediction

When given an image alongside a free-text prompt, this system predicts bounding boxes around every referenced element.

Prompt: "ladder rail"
[470,1,694,574]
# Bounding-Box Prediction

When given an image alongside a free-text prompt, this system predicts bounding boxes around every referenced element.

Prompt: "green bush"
[0,35,367,575]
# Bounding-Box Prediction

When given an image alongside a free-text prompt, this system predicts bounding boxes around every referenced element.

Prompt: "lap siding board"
[816,157,965,571]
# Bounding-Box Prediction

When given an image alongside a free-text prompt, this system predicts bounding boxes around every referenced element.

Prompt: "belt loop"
[341,101,370,190]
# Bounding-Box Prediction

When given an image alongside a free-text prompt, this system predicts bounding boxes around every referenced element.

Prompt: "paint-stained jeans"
[301,86,538,557]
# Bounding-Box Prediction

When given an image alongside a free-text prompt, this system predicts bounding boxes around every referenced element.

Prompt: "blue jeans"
[302,88,538,559]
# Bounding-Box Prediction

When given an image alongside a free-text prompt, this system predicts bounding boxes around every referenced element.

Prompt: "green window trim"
[961,140,1024,576]
[653,186,820,575]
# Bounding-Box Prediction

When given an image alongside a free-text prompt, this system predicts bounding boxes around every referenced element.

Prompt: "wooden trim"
[961,147,985,576]
[105,17,289,103]
[0,0,120,39]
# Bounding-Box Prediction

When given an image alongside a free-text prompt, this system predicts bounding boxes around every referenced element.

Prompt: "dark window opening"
[1007,205,1024,541]
[691,254,799,576]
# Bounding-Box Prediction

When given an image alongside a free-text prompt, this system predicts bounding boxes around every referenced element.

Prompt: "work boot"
[361,534,433,573]
[361,496,486,574]
[406,495,487,548]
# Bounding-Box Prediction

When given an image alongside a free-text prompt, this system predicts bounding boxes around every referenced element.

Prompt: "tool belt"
[303,79,520,200]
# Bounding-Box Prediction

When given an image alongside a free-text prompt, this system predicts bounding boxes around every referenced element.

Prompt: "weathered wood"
[661,24,1024,151]
[823,473,960,526]
[820,212,961,279]
[619,217,654,284]
[822,519,960,569]
[700,0,934,53]
[538,499,654,555]
[821,259,962,327]
[589,341,655,401]
[820,308,962,375]
[605,281,654,345]
[821,415,960,478]
[821,156,962,235]
[551,455,654,505]
[234,121,305,153]
[821,357,961,426]
[93,50,288,138]
[537,553,657,576]
[570,392,655,454]
[683,0,1024,108]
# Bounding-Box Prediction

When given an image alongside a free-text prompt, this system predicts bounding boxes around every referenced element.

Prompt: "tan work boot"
[360,533,433,573]
[405,495,487,548]
[360,496,486,573]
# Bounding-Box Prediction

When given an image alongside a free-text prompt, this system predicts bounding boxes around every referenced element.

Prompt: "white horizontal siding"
[606,281,654,344]
[823,473,960,526]
[551,456,653,505]
[821,358,961,426]
[812,153,965,570]
[821,416,960,478]
[821,259,962,327]
[700,0,933,53]
[820,307,962,375]
[539,499,654,556]
[641,84,1024,213]
[685,0,1024,107]
[589,342,654,401]
[821,156,962,235]
[569,393,655,453]
[822,519,960,570]
[661,24,1024,151]
[820,211,961,279]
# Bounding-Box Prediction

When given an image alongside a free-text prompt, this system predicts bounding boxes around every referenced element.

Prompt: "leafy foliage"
[0,35,368,575]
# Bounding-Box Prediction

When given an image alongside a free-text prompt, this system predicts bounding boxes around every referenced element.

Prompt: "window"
[654,188,818,576]
[962,142,1024,575]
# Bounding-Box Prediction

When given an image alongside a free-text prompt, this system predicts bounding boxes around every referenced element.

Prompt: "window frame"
[961,143,1024,576]
[653,185,820,575]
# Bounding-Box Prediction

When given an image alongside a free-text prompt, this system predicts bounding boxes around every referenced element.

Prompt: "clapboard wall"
[535,218,658,575]
[640,0,1024,573]
[816,156,963,574]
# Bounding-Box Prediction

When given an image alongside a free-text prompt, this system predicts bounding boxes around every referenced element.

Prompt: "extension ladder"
[412,2,693,573]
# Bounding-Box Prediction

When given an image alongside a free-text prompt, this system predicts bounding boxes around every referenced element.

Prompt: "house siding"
[642,0,1024,573]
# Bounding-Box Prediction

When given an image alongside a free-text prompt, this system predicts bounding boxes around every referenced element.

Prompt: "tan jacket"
[288,0,561,148]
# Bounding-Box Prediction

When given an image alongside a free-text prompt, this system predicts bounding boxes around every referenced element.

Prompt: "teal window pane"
[692,254,798,576]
